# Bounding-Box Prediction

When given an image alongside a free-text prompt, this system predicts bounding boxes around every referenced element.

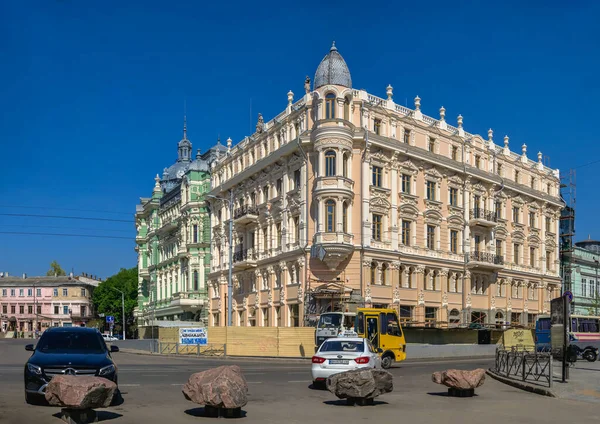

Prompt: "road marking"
[119,384,140,387]
[170,384,184,386]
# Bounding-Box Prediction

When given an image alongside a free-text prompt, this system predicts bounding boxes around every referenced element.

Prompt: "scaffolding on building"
[560,169,576,294]
[303,277,361,327]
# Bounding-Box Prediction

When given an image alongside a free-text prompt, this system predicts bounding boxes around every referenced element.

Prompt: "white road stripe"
[170,383,184,386]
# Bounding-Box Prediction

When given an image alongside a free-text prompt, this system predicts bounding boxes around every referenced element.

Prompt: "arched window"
[342,153,349,177]
[342,202,348,233]
[325,93,336,119]
[193,271,199,291]
[344,97,350,121]
[325,150,336,176]
[326,199,336,233]
[370,262,377,285]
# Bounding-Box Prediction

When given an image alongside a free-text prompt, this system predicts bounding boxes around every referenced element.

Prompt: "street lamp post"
[111,287,126,340]
[207,190,234,327]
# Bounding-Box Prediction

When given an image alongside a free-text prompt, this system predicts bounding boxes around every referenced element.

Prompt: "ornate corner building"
[207,43,563,328]
[134,121,225,329]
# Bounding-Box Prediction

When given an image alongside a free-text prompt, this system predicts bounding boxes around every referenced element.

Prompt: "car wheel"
[583,350,598,362]
[381,355,393,369]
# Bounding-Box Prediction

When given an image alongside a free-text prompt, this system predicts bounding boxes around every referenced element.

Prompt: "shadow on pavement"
[52,411,123,422]
[323,399,388,406]
[308,383,327,391]
[184,407,247,418]
[426,391,479,397]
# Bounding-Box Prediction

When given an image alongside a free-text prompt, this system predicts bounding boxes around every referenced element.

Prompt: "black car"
[24,327,119,404]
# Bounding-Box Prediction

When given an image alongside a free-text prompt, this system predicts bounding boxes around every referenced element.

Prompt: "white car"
[311,336,381,385]
[102,334,118,342]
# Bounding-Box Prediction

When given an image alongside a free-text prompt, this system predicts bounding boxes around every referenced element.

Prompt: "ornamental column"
[415,265,425,325]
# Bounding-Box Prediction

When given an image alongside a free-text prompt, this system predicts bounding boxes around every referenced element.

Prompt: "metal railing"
[469,208,498,222]
[494,347,553,387]
[233,248,257,263]
[468,251,504,265]
[158,342,226,357]
[233,205,258,220]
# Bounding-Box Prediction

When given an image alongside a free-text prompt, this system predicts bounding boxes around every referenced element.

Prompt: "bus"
[315,312,356,348]
[355,308,406,369]
[536,314,600,353]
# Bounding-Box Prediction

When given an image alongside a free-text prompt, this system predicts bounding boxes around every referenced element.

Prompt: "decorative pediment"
[369,149,390,164]
[495,226,509,239]
[370,196,391,214]
[447,214,464,228]
[528,234,541,245]
[448,175,463,187]
[545,237,557,249]
[287,153,304,168]
[399,204,419,219]
[424,209,443,224]
[511,195,524,206]
[512,230,525,242]
[472,182,487,193]
[424,167,443,181]
[399,159,419,174]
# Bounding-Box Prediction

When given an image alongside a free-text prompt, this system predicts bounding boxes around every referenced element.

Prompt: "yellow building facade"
[206,43,562,328]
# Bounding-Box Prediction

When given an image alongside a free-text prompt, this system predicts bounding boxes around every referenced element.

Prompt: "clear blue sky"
[1,1,599,278]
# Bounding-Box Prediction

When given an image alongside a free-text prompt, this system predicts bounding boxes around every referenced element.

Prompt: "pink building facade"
[0,275,97,335]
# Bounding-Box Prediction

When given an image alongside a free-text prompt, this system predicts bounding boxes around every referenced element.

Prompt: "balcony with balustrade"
[232,247,258,270]
[466,251,505,271]
[313,176,354,199]
[469,208,498,228]
[233,205,259,225]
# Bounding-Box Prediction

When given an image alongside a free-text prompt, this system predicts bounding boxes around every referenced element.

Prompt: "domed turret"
[313,42,352,89]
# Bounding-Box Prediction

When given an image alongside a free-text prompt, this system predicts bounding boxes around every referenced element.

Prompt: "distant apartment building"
[206,43,563,328]
[0,274,97,335]
[134,122,225,330]
[563,239,600,316]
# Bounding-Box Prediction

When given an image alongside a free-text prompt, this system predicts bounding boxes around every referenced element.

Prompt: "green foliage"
[92,267,138,336]
[46,260,66,276]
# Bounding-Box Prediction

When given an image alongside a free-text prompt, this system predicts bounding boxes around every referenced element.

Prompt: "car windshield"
[320,340,364,352]
[36,332,105,354]
[318,314,342,328]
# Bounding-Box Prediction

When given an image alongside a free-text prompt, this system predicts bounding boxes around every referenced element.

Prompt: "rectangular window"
[193,224,198,243]
[276,178,282,195]
[289,304,299,327]
[36,288,41,297]
[10,289,15,297]
[399,305,413,324]
[546,217,551,233]
[497,163,502,176]
[54,305,59,314]
[81,288,86,297]
[10,305,15,314]
[28,305,33,314]
[262,308,269,327]
[474,235,481,253]
[451,146,458,161]
[546,252,551,271]
[401,174,411,194]
[62,288,68,296]
[514,244,520,264]
[63,305,69,315]
[530,247,536,267]
[1,289,5,296]
[475,155,481,169]
[425,307,437,325]
[531,177,535,189]
[496,240,503,258]
[513,207,519,224]
[19,305,24,314]
[402,220,411,246]
[529,211,536,228]
[372,214,382,241]
[426,181,436,201]
[2,305,6,314]
[426,225,435,250]
[583,279,587,297]
[449,187,458,206]
[374,118,381,135]
[263,185,269,201]
[294,216,300,242]
[276,223,282,248]
[81,305,87,317]
[19,289,23,297]
[495,201,502,220]
[372,166,382,187]
[428,137,435,152]
[450,230,458,254]
[37,305,41,314]
[403,129,410,144]
[27,288,32,296]
[294,169,301,190]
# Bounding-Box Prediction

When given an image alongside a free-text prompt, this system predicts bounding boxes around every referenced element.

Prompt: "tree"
[92,267,138,337]
[46,260,66,276]
[588,291,600,316]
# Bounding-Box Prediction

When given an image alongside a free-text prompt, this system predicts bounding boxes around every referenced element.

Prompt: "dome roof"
[314,42,352,89]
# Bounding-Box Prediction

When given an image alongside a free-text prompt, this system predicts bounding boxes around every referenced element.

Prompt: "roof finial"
[331,41,337,51]
[183,99,188,139]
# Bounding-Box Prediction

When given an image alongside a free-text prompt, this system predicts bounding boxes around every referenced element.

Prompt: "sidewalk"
[488,359,600,403]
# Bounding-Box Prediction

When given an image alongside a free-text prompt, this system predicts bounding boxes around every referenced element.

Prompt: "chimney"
[0,272,4,278]
[22,273,27,279]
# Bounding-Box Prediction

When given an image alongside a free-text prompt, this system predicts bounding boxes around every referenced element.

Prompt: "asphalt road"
[1,338,600,424]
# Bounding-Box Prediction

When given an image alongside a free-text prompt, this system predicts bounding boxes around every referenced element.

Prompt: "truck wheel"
[583,349,598,362]
[381,355,393,369]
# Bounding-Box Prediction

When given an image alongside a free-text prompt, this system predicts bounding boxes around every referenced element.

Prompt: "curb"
[485,369,556,398]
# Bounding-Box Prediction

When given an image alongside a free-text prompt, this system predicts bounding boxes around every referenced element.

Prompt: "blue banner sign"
[179,328,208,345]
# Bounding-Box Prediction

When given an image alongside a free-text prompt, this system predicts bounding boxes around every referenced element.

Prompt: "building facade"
[0,275,96,335]
[563,239,600,316]
[134,122,224,329]
[207,43,563,328]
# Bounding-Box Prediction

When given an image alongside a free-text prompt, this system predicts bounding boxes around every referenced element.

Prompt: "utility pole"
[111,287,126,340]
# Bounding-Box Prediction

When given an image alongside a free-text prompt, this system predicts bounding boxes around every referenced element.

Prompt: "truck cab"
[315,312,356,348]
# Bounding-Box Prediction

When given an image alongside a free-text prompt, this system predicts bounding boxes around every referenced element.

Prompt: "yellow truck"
[355,308,407,369]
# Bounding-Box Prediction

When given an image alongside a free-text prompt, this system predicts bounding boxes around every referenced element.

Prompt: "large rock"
[326,369,393,400]
[432,368,486,390]
[182,365,248,409]
[45,376,117,409]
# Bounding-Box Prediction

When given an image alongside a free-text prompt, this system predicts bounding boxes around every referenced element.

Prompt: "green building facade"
[564,239,600,316]
[134,122,225,330]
